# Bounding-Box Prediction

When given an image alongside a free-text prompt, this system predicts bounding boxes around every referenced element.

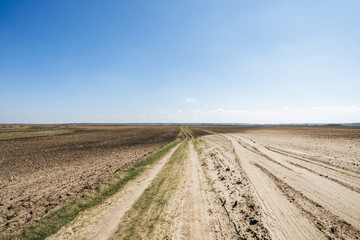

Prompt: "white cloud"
[327,105,360,112]
[92,114,103,119]
[210,108,247,115]
[186,97,196,103]
[157,107,166,114]
[185,105,360,123]
[91,113,123,121]
[71,105,360,124]
[112,113,123,119]
[312,106,324,110]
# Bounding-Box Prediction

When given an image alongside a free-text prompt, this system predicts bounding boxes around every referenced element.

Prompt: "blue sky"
[1,0,359,123]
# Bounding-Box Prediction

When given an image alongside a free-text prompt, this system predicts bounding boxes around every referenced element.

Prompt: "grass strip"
[10,139,180,240]
[0,130,74,141]
[112,140,189,240]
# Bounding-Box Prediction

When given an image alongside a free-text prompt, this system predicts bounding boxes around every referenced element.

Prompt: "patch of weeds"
[158,199,167,206]
[0,130,74,141]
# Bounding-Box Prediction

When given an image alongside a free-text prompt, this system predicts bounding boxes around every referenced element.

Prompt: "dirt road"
[172,141,212,239]
[226,135,324,239]
[7,126,360,239]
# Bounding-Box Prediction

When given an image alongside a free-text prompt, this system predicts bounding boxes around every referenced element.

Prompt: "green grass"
[112,140,189,240]
[10,139,180,240]
[0,130,73,140]
[182,127,198,146]
[177,126,190,139]
[179,126,193,139]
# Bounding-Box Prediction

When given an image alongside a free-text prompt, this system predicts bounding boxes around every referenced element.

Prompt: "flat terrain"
[2,125,360,239]
[191,126,360,239]
[0,125,179,238]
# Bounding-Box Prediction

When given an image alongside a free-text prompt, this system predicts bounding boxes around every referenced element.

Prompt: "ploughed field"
[0,125,179,238]
[1,125,360,239]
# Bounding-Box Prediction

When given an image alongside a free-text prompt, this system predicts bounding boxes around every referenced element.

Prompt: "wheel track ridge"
[265,145,360,178]
[200,136,271,239]
[230,135,293,171]
[253,162,360,239]
[233,135,360,193]
[285,161,360,193]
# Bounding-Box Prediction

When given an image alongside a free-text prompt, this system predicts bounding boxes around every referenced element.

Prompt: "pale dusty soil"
[230,126,360,173]
[47,143,181,240]
[190,126,360,239]
[170,142,213,240]
[232,135,360,228]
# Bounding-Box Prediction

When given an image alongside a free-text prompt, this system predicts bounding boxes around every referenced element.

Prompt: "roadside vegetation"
[111,139,189,240]
[9,131,183,240]
[0,130,73,140]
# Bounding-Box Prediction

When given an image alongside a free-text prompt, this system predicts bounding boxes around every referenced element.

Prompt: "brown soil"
[0,125,179,238]
[49,142,181,240]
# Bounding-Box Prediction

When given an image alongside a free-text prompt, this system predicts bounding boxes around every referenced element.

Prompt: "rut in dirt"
[225,133,360,239]
[230,134,360,230]
[172,141,212,239]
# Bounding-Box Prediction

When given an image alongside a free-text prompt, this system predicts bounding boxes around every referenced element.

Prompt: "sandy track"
[223,135,324,239]
[231,134,360,229]
[235,127,360,174]
[172,142,212,239]
[264,145,360,192]
[197,135,271,239]
[48,143,181,240]
[195,131,359,239]
[236,135,360,193]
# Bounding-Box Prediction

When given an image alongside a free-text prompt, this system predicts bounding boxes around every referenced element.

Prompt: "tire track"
[266,145,360,180]
[172,141,212,240]
[230,134,360,230]
[237,137,360,193]
[225,135,324,239]
[265,146,360,176]
[199,135,271,239]
[254,163,360,239]
[285,161,360,193]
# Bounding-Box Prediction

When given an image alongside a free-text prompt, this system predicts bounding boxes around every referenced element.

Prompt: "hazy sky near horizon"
[1,0,359,124]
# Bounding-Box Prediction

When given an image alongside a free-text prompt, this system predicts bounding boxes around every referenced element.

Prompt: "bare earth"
[0,125,179,238]
[171,141,212,240]
[191,126,360,239]
[48,142,181,240]
[2,125,360,239]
